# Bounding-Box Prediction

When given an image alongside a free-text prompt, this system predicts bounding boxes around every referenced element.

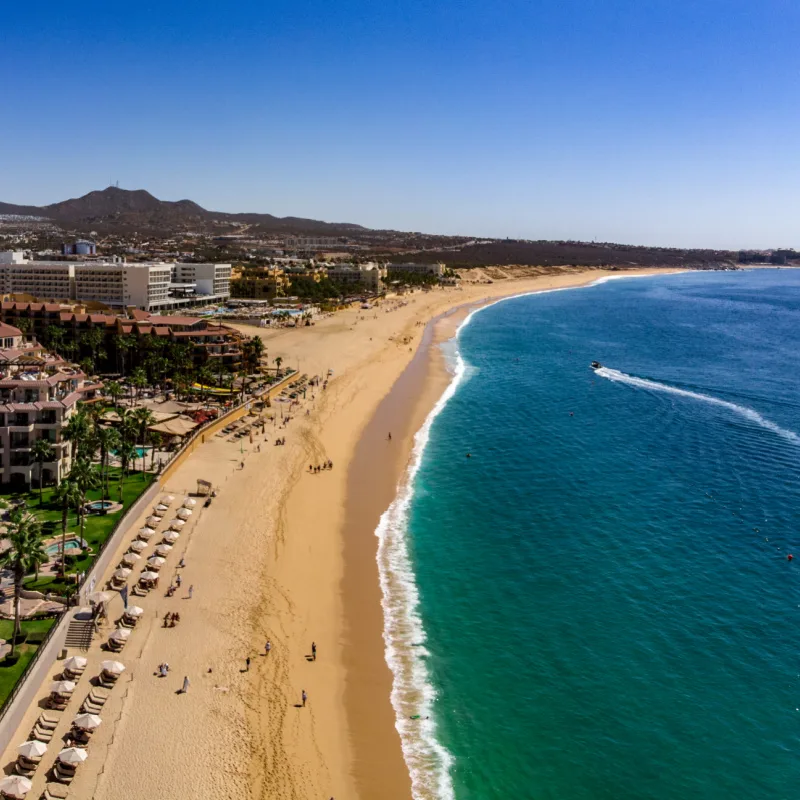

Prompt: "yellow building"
[230,267,290,299]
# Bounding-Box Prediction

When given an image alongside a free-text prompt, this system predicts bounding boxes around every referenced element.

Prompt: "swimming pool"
[45,540,82,556]
[86,501,113,512]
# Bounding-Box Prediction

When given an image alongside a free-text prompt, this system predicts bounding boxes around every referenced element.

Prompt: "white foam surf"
[595,367,800,445]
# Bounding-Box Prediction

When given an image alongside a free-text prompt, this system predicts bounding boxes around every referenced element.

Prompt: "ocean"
[377,269,800,800]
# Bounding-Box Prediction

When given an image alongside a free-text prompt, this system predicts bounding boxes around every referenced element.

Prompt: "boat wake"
[595,367,800,445]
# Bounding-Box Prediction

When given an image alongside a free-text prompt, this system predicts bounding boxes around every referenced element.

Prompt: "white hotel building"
[0,252,231,311]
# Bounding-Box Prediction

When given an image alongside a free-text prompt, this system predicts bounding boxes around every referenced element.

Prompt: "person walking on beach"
[311,641,317,661]
[301,689,307,707]
[387,432,392,441]
[181,676,190,694]
[265,640,271,656]
[246,656,251,671]
[176,574,182,588]
[188,585,194,599]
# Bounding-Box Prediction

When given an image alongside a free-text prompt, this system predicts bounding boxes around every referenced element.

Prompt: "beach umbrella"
[182,498,197,508]
[72,713,102,731]
[100,660,125,675]
[138,527,155,540]
[152,507,166,517]
[154,544,172,557]
[123,605,144,618]
[57,747,88,764]
[49,680,75,695]
[161,495,174,505]
[162,531,179,544]
[113,567,131,581]
[62,656,87,672]
[168,519,185,530]
[109,628,131,643]
[155,503,170,513]
[145,516,161,527]
[121,552,142,566]
[129,540,147,552]
[87,591,112,605]
[139,571,159,582]
[16,740,47,758]
[0,775,32,797]
[146,556,165,568]
[176,508,191,520]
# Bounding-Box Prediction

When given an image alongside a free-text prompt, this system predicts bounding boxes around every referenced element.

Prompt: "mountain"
[0,187,366,236]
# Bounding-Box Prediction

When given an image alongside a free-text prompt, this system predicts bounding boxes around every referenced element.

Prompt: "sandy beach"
[0,266,678,799]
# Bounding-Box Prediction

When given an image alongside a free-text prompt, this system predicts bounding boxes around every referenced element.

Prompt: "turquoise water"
[46,540,81,556]
[387,270,800,799]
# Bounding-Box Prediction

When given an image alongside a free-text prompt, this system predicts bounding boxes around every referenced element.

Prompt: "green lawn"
[1,467,154,595]
[0,617,57,707]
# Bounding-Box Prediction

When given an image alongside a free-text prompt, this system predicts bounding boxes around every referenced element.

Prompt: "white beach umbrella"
[0,775,32,797]
[155,503,170,513]
[162,531,179,544]
[161,495,175,505]
[145,516,161,527]
[62,656,87,672]
[49,680,75,695]
[176,508,192,520]
[87,591,112,605]
[72,713,102,731]
[100,660,126,675]
[146,556,165,569]
[152,507,166,517]
[109,628,131,643]
[113,567,131,581]
[123,605,144,618]
[57,747,88,764]
[16,740,47,758]
[121,552,142,566]
[138,527,156,540]
[182,498,197,508]
[168,519,185,530]
[153,544,172,557]
[139,570,159,582]
[129,540,147,552]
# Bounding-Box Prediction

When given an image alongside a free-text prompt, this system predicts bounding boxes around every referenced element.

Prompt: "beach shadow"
[304,655,314,662]
[293,703,303,708]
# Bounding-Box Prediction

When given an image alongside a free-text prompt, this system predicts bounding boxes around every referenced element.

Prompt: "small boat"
[590,361,602,370]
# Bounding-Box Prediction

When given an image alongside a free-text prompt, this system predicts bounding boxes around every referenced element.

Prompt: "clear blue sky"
[3,0,799,248]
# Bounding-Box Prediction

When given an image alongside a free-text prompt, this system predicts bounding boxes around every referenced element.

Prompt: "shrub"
[26,631,48,645]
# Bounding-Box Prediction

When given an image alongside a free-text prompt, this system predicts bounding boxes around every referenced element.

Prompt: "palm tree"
[52,478,81,577]
[149,432,163,470]
[116,334,136,376]
[130,368,147,405]
[31,438,55,505]
[63,409,90,461]
[68,459,100,539]
[117,441,137,497]
[274,356,283,376]
[0,509,46,655]
[95,426,120,503]
[131,408,155,474]
[105,380,124,410]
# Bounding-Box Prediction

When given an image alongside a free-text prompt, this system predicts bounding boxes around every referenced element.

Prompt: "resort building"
[387,262,445,278]
[230,268,291,300]
[326,262,386,291]
[0,252,231,311]
[0,323,102,489]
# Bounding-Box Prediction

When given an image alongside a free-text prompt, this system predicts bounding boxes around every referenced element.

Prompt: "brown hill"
[0,187,365,236]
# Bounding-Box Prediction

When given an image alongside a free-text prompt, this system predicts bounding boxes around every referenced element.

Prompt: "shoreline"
[340,268,685,799]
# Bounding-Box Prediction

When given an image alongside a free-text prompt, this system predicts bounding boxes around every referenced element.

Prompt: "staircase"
[65,618,94,651]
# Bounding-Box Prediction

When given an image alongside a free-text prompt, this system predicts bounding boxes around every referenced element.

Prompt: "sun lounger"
[31,725,54,743]
[37,713,59,730]
[44,783,69,800]
[53,763,76,784]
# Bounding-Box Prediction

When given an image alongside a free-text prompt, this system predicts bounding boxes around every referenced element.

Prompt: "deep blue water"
[407,270,800,799]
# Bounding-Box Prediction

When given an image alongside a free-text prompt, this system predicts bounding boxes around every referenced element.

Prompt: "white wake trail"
[595,367,800,445]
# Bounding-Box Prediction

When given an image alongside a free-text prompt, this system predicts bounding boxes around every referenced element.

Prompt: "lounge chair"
[37,712,59,730]
[44,783,69,800]
[48,696,68,711]
[69,727,91,747]
[53,762,76,784]
[31,725,54,743]
[15,755,40,776]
